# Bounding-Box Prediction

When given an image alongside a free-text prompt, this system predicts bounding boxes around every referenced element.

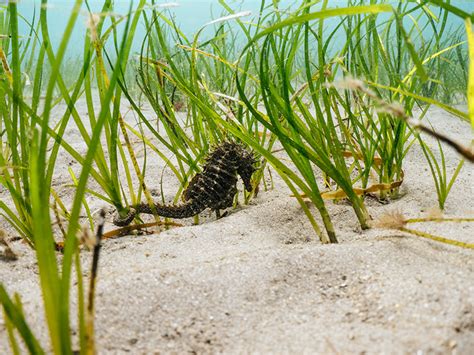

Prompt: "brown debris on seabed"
[0,102,473,354]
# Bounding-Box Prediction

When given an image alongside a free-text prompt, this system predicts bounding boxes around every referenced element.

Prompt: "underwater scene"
[0,0,473,353]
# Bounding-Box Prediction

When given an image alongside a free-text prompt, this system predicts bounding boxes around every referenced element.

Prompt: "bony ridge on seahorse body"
[113,141,258,226]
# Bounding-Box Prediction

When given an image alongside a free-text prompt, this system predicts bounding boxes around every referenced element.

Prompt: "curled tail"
[113,200,206,226]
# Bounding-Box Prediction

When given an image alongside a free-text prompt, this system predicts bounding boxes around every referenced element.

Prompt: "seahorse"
[113,141,257,226]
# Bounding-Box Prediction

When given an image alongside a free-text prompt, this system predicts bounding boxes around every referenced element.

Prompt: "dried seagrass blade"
[102,221,183,240]
[0,47,13,84]
[399,227,474,250]
[374,210,474,249]
[320,174,404,199]
[292,151,404,200]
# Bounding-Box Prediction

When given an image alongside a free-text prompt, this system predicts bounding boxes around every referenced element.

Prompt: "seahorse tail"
[113,208,137,226]
[141,201,205,219]
[113,200,205,226]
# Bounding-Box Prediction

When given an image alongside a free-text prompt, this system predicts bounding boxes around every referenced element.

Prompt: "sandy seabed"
[0,100,473,354]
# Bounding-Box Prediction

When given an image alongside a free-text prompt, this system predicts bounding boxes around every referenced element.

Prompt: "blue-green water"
[15,1,280,56]
[11,1,474,58]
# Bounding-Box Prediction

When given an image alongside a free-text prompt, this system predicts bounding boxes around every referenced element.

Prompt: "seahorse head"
[235,145,258,192]
[209,141,258,192]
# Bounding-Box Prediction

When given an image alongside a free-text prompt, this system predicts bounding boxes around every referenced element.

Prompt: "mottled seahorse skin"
[114,141,257,226]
